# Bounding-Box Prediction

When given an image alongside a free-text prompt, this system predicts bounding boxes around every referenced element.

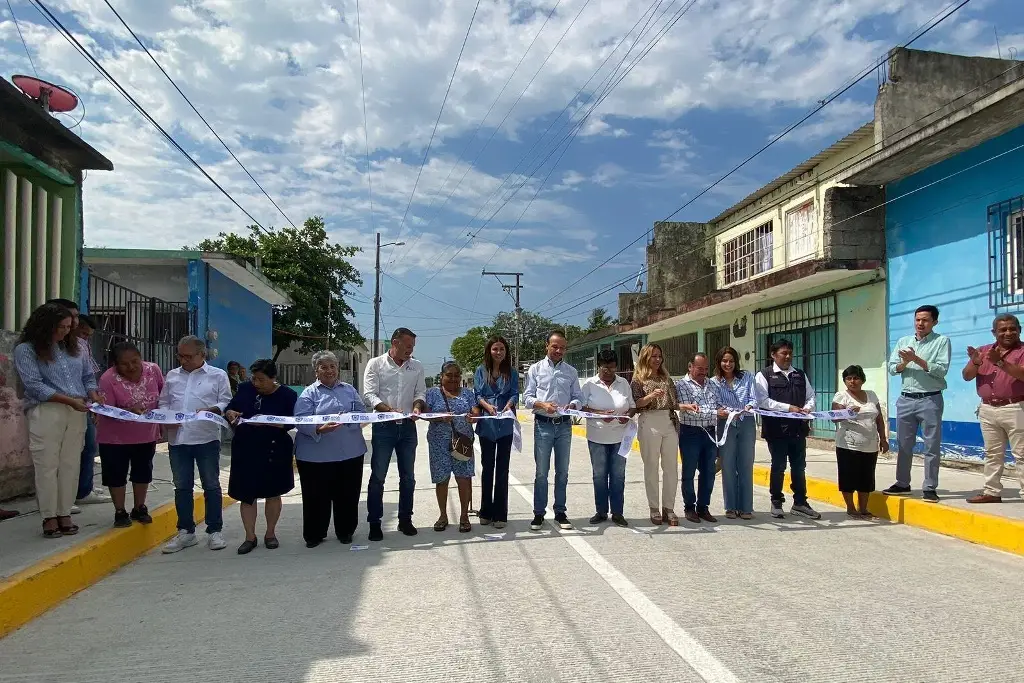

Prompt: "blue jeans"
[533,419,572,516]
[767,436,807,506]
[77,417,97,500]
[678,424,717,512]
[168,441,223,533]
[588,441,626,516]
[367,421,418,524]
[719,417,756,513]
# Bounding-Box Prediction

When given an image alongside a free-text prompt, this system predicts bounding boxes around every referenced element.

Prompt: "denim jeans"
[77,416,97,500]
[719,417,756,513]
[533,419,572,516]
[678,424,717,512]
[367,421,418,524]
[588,441,626,516]
[767,436,807,506]
[168,441,223,533]
[479,434,513,523]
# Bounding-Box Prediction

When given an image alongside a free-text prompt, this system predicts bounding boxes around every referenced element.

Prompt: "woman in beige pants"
[13,302,101,538]
[631,343,686,526]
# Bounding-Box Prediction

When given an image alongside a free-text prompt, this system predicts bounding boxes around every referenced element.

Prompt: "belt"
[534,413,566,424]
[901,391,941,399]
[680,423,716,433]
[983,396,1024,407]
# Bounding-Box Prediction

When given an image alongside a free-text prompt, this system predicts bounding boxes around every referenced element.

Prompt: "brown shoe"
[966,493,1002,504]
[684,509,700,523]
[650,507,663,525]
[663,508,679,526]
[698,510,718,523]
[0,508,18,521]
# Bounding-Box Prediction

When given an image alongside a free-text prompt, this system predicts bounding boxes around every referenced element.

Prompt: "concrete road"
[0,423,1019,683]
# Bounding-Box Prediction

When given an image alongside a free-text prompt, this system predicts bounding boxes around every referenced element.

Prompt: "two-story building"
[565,324,643,381]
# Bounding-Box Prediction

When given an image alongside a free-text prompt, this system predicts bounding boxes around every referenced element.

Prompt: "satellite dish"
[11,74,79,113]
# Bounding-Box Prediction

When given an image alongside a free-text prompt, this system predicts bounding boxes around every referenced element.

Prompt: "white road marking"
[508,472,739,683]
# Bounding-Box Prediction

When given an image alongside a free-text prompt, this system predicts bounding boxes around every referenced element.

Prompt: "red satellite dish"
[11,74,79,113]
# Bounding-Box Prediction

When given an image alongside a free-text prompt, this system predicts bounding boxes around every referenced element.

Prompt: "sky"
[2,0,1023,372]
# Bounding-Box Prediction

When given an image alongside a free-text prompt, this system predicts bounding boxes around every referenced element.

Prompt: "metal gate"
[754,294,838,438]
[85,272,194,374]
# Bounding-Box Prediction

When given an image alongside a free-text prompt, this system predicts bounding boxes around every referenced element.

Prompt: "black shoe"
[368,523,384,542]
[555,513,572,530]
[398,520,418,537]
[883,484,911,496]
[113,509,132,528]
[338,533,353,544]
[130,505,153,524]
[237,538,258,555]
[305,539,322,548]
[589,513,608,524]
[530,514,544,531]
[923,490,940,503]
[611,514,628,527]
[263,537,280,550]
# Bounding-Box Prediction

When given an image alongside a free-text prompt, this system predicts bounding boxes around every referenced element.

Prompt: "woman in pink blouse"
[96,342,165,528]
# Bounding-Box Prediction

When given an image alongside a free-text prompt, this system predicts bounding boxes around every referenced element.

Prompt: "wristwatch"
[996,359,1006,368]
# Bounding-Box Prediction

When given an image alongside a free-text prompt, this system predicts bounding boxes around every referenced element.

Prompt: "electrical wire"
[7,0,38,76]
[355,0,376,241]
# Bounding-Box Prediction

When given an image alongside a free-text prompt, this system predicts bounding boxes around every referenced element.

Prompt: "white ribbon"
[686,408,860,447]
[88,403,231,429]
[235,409,518,426]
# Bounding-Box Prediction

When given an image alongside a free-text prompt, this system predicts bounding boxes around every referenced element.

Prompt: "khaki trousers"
[978,402,1024,497]
[28,402,87,519]
[637,411,679,511]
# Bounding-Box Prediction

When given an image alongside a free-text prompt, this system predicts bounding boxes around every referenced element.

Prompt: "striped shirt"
[710,372,756,421]
[13,342,98,410]
[674,375,721,428]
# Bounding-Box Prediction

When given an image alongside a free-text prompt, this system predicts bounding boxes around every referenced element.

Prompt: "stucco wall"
[86,263,189,303]
[886,123,1024,459]
[206,266,273,372]
[0,329,31,499]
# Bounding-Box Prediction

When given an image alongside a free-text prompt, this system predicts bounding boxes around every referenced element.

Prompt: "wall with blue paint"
[205,265,273,371]
[886,123,1024,460]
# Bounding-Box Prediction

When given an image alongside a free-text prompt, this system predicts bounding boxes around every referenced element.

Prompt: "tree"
[191,217,363,362]
[449,326,489,373]
[562,323,586,343]
[491,310,557,363]
[586,307,616,333]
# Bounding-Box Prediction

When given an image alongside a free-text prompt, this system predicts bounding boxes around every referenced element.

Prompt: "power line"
[534,0,974,311]
[355,0,376,241]
[7,0,38,76]
[385,0,482,269]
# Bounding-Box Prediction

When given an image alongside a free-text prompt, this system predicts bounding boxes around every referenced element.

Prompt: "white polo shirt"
[580,374,635,444]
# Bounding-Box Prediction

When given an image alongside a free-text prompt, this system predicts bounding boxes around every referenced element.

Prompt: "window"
[659,332,698,376]
[785,201,816,263]
[988,196,1024,310]
[704,326,730,357]
[722,221,773,286]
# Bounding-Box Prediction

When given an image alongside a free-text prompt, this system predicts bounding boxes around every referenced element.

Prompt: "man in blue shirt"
[523,331,583,531]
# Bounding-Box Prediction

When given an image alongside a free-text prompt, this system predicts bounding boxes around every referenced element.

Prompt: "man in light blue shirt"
[523,331,583,531]
[883,304,951,502]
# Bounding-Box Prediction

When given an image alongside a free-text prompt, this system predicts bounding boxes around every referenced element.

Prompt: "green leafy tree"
[586,307,616,333]
[490,310,558,362]
[449,326,490,373]
[562,323,586,343]
[191,216,363,362]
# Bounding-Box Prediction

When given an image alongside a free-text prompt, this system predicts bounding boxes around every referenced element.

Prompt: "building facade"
[565,324,644,381]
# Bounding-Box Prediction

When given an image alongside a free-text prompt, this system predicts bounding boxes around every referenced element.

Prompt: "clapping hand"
[967,346,982,365]
[898,348,917,365]
[987,345,1006,365]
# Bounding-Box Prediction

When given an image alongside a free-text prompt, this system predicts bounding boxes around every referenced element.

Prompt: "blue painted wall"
[187,259,208,342]
[205,266,273,371]
[886,124,1024,460]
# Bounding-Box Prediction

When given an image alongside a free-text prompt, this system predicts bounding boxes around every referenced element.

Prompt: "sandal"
[739,512,753,520]
[42,518,62,538]
[433,517,449,532]
[725,510,737,520]
[650,508,663,525]
[459,518,472,533]
[663,508,679,527]
[57,516,79,535]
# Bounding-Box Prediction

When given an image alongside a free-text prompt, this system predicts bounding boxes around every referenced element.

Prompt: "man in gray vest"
[754,338,821,520]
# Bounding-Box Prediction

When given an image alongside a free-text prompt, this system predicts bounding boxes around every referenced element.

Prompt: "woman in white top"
[832,365,889,519]
[581,350,636,527]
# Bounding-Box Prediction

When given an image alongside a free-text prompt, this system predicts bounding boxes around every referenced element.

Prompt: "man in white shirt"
[158,336,233,553]
[363,327,427,541]
[580,350,636,527]
[753,338,821,520]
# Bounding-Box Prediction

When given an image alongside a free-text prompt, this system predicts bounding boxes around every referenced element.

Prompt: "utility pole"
[373,232,405,356]
[482,270,524,374]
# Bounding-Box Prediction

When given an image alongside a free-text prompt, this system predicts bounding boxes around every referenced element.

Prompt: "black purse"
[442,390,474,461]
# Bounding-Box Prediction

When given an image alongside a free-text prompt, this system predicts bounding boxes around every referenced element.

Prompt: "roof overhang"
[201,253,292,307]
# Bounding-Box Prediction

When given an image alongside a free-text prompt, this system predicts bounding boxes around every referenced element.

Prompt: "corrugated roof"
[709,122,874,225]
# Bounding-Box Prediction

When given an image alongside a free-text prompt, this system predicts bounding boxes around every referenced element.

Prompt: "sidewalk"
[0,444,233,638]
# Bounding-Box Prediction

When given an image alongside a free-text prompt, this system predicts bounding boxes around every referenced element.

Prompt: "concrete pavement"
[0,423,1020,682]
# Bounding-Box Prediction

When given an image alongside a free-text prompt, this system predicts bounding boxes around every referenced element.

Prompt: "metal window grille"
[988,195,1024,310]
[722,221,774,286]
[753,294,838,438]
[704,326,730,358]
[660,332,698,376]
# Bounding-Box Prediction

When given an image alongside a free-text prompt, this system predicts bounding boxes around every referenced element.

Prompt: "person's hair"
[689,351,708,364]
[993,313,1020,331]
[78,313,96,330]
[19,303,78,361]
[546,330,566,344]
[915,304,939,321]
[311,350,338,369]
[47,298,78,312]
[226,360,241,372]
[109,341,140,368]
[177,335,206,353]
[713,346,744,379]
[769,338,794,355]
[249,358,277,378]
[483,336,512,379]
[441,360,461,375]
[391,327,416,342]
[842,364,866,382]
[633,343,668,384]
[596,349,618,367]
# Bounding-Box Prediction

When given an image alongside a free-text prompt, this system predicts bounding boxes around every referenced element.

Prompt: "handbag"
[441,390,474,462]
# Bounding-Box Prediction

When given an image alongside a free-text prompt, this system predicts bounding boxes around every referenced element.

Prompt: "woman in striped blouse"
[710,346,757,519]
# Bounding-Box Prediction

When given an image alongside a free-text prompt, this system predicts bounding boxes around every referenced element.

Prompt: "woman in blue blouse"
[425,361,479,533]
[473,336,518,528]
[293,351,370,548]
[710,346,757,520]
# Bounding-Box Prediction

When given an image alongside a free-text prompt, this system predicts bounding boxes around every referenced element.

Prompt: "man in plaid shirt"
[675,352,728,523]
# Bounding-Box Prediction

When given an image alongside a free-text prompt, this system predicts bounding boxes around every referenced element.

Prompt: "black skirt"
[228,425,295,504]
[836,447,878,493]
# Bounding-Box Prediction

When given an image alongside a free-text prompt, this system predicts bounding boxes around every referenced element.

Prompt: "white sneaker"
[162,529,198,553]
[76,490,111,505]
[70,505,82,515]
[208,532,227,550]
[770,504,785,518]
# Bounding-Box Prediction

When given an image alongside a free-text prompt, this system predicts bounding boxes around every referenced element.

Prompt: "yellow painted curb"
[562,422,1024,557]
[0,492,234,639]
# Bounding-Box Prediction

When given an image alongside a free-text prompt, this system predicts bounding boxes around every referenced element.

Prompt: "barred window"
[659,332,698,377]
[723,221,773,285]
[988,196,1024,310]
